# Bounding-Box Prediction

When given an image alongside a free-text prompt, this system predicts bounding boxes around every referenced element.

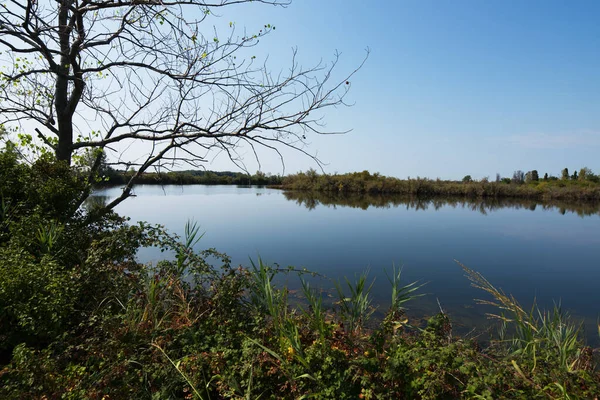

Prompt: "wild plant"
[153,343,217,400]
[248,257,288,330]
[457,260,584,372]
[248,259,309,358]
[35,220,63,254]
[385,264,425,322]
[0,194,14,231]
[300,278,327,343]
[120,272,176,332]
[536,304,582,371]
[245,259,320,391]
[175,219,204,276]
[334,270,375,334]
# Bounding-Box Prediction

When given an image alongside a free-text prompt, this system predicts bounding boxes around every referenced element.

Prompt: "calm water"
[93,185,600,342]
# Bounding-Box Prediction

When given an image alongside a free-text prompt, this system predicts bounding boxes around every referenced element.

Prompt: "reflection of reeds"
[283,190,600,217]
[456,260,586,372]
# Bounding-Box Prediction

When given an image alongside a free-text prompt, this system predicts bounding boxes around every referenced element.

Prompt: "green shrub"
[0,246,79,351]
[1,145,599,399]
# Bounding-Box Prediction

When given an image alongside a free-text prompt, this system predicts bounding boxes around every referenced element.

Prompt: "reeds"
[386,264,425,314]
[334,270,376,334]
[456,260,585,372]
[300,278,327,343]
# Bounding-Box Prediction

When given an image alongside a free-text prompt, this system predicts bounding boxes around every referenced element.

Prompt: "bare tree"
[512,170,524,184]
[0,0,367,211]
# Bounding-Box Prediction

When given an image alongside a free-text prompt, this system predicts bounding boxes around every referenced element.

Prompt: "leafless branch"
[0,0,367,217]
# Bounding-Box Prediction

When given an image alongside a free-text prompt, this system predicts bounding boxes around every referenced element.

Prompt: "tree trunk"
[55,0,74,165]
[56,115,73,164]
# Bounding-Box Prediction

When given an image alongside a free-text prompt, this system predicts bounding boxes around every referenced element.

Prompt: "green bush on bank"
[0,147,599,399]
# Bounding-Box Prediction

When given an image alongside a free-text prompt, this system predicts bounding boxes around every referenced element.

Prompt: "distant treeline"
[98,169,283,186]
[279,169,600,201]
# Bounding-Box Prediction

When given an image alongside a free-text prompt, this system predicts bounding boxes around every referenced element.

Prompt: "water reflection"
[91,185,600,345]
[283,190,600,217]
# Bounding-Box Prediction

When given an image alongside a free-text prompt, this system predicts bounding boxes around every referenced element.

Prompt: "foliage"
[387,265,425,315]
[457,261,589,373]
[335,271,376,334]
[0,247,79,351]
[280,170,600,201]
[0,149,599,399]
[97,169,284,187]
[525,170,539,183]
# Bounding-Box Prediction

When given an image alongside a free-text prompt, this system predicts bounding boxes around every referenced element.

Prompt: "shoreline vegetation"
[98,168,600,202]
[277,169,600,201]
[2,151,600,398]
[98,168,284,187]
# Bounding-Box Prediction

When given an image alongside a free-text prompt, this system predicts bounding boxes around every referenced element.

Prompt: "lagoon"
[93,185,600,342]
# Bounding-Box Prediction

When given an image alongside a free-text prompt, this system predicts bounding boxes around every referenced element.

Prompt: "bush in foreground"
[0,150,598,399]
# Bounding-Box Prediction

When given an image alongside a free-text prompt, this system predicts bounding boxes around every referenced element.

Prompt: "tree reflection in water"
[282,190,600,217]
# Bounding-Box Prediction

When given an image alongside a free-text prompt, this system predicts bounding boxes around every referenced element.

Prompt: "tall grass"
[175,219,204,275]
[334,270,376,334]
[248,257,287,330]
[35,220,63,254]
[456,260,585,372]
[300,278,327,343]
[386,264,425,314]
[246,258,317,386]
[153,343,215,400]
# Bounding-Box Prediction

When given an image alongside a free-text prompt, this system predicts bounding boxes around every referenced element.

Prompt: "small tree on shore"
[525,170,539,183]
[578,167,592,181]
[531,170,539,181]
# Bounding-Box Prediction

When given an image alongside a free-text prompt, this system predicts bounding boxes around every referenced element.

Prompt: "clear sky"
[205,0,600,180]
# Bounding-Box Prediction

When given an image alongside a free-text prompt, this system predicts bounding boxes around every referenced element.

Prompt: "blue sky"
[5,0,597,180]
[206,0,600,179]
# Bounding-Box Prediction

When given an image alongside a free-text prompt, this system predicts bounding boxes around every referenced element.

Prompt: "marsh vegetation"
[280,169,600,201]
[2,151,599,399]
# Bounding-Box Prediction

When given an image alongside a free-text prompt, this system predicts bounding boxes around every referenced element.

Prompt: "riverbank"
[98,169,600,202]
[3,153,599,398]
[98,169,283,186]
[277,170,600,201]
